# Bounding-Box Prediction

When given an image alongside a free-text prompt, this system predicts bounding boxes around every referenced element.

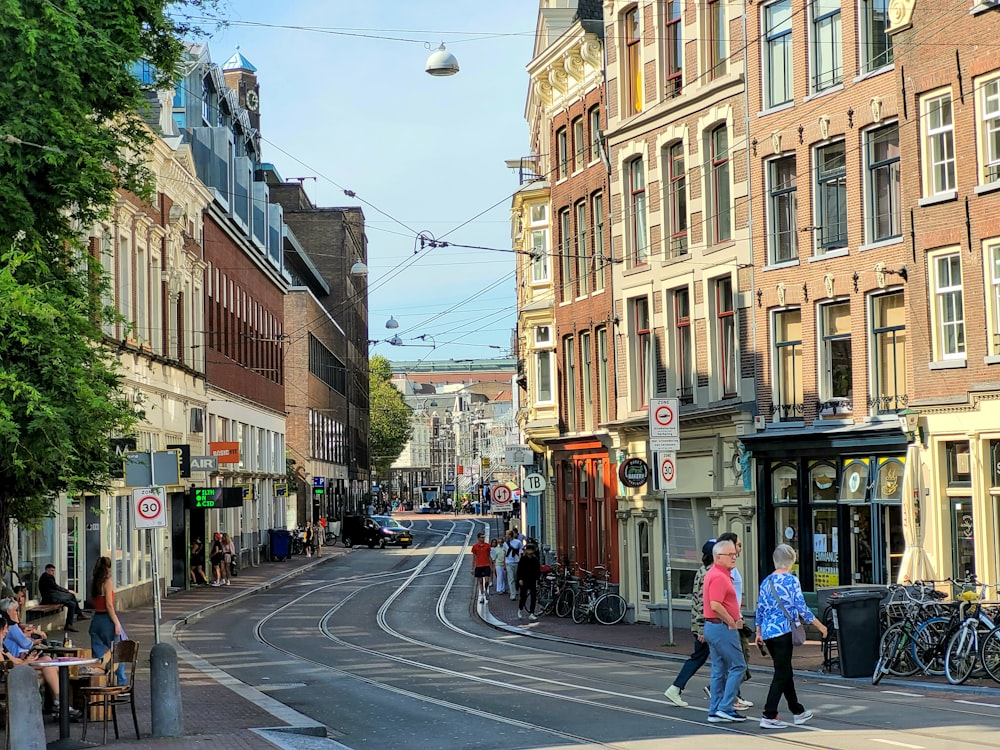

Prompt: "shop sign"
[209,441,240,464]
[618,458,649,488]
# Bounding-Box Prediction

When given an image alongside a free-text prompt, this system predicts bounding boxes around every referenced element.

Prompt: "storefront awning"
[740,420,906,456]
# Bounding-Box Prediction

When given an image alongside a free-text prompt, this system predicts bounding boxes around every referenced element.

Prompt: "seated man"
[38,564,88,632]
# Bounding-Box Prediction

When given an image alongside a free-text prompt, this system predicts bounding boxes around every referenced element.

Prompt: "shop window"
[989,439,1000,488]
[771,463,799,503]
[951,498,976,580]
[873,457,904,503]
[637,521,651,601]
[561,461,576,562]
[945,441,971,487]
[810,461,839,587]
[839,458,870,503]
[809,461,838,503]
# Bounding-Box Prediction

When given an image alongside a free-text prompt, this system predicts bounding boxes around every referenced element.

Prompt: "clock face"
[245,89,259,112]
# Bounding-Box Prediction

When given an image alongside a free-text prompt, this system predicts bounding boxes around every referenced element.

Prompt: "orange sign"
[209,441,240,464]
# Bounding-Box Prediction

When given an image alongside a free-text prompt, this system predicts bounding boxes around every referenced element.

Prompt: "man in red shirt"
[471,532,493,603]
[702,539,748,723]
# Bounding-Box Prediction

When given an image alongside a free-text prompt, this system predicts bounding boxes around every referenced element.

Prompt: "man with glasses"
[470,531,493,604]
[702,540,748,723]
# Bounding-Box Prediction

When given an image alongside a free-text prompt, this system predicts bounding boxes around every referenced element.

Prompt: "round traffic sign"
[660,457,675,483]
[523,472,546,494]
[653,403,675,428]
[137,494,162,520]
[491,485,512,504]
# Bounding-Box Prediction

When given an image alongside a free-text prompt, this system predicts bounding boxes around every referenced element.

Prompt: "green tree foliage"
[0,1,210,563]
[368,355,411,476]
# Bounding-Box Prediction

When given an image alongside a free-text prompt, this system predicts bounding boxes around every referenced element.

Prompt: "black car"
[341,515,412,549]
[370,516,413,548]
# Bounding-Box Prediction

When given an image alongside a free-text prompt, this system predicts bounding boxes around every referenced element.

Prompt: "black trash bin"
[828,590,884,678]
[268,529,292,561]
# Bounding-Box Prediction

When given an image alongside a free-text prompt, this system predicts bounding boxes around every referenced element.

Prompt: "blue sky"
[201,1,538,361]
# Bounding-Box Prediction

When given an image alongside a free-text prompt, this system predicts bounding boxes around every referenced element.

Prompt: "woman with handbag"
[754,544,827,729]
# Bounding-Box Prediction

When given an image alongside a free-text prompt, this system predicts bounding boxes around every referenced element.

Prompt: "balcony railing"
[771,402,804,421]
[868,393,909,414]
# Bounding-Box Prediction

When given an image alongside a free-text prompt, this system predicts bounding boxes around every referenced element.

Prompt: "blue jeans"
[89,613,127,685]
[672,635,710,690]
[703,621,746,715]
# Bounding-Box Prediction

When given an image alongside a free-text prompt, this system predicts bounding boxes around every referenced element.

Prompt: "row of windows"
[206,266,284,384]
[625,123,731,266]
[554,194,608,300]
[555,105,602,180]
[927,242,1000,364]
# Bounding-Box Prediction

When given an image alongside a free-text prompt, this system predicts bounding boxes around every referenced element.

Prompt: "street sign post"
[505,445,534,466]
[649,398,680,451]
[133,487,167,529]
[655,451,678,491]
[490,484,513,513]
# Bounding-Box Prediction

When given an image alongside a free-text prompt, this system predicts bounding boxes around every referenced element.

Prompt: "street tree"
[368,355,412,477]
[0,0,212,569]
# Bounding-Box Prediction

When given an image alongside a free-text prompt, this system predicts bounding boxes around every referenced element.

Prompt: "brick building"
[890,0,1000,586]
[602,0,756,614]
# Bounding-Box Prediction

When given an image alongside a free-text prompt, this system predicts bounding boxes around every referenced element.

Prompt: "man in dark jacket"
[38,564,88,632]
[516,544,542,621]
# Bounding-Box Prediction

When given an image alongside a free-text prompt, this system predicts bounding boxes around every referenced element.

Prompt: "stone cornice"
[527,30,604,116]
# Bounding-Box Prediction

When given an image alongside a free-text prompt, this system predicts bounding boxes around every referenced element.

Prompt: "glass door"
[850,505,874,584]
[879,504,904,584]
[951,497,976,580]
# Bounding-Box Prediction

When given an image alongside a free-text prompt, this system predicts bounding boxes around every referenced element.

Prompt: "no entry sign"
[491,484,514,512]
[133,487,167,529]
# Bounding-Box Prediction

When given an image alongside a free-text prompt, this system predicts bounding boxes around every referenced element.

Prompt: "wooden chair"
[80,640,140,743]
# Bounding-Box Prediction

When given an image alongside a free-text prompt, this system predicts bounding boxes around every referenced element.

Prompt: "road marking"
[955,699,1000,708]
[870,740,924,749]
[881,690,922,697]
[816,682,855,689]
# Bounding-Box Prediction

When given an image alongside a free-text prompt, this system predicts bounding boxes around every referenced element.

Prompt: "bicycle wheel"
[944,624,978,685]
[594,593,627,625]
[572,594,592,624]
[555,588,575,618]
[536,582,554,616]
[910,616,949,675]
[980,624,1000,684]
[873,624,911,684]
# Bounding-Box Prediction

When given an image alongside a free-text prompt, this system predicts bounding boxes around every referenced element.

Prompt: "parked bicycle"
[943,584,1000,684]
[536,562,575,618]
[571,566,627,625]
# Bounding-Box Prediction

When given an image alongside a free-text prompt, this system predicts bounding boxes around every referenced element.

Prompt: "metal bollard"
[150,642,184,737]
[8,665,45,750]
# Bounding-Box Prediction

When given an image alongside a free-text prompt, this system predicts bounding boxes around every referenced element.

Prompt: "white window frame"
[930,249,966,360]
[535,349,555,405]
[980,76,1000,185]
[987,241,1000,357]
[529,203,549,284]
[818,300,852,403]
[763,0,793,109]
[628,158,649,266]
[922,91,956,197]
[869,291,907,415]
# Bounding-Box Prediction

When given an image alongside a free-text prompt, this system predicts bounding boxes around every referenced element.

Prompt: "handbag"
[767,576,807,646]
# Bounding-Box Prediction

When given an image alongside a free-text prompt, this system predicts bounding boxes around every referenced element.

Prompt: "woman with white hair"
[754,544,827,729]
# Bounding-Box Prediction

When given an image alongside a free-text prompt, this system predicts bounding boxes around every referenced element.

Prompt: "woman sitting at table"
[11,585,46,641]
[0,609,81,718]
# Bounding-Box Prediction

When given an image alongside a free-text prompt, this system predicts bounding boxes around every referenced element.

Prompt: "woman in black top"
[190,538,208,585]
[209,533,225,587]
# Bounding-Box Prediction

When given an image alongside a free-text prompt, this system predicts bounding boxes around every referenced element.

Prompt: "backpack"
[506,540,521,558]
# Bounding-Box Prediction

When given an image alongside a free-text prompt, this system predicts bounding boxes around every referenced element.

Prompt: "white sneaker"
[517,609,524,620]
[479,596,485,604]
[664,685,688,707]
[528,613,538,621]
[210,581,221,587]
[793,710,813,725]
[760,716,788,729]
[734,697,754,710]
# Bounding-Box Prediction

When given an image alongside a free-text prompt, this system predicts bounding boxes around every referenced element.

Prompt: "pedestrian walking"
[664,540,714,706]
[516,544,541,620]
[471,532,493,603]
[303,521,315,558]
[490,537,506,594]
[717,531,753,710]
[755,544,827,729]
[88,555,127,686]
[209,532,225,586]
[221,532,237,585]
[702,539,748,723]
[504,530,522,600]
[190,537,208,585]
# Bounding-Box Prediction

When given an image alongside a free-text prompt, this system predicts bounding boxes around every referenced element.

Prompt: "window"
[989,242,1000,356]
[981,78,1000,184]
[665,0,683,96]
[536,349,554,404]
[707,0,726,80]
[564,337,577,431]
[674,288,693,403]
[592,193,606,292]
[577,333,592,432]
[923,93,956,196]
[815,141,847,252]
[764,0,793,108]
[774,309,803,420]
[866,124,901,243]
[576,201,589,296]
[871,291,907,413]
[625,7,643,115]
[529,203,549,283]
[589,106,602,163]
[811,0,842,91]
[573,117,585,172]
[633,297,652,408]
[768,155,797,263]
[557,127,568,180]
[597,327,609,423]
[933,252,965,359]
[560,209,573,303]
[710,126,731,243]
[820,302,852,404]
[665,142,688,257]
[716,277,737,397]
[629,159,649,265]
[861,0,893,72]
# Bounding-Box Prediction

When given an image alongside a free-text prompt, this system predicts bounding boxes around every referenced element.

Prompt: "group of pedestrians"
[470,528,543,620]
[190,531,238,587]
[664,535,827,729]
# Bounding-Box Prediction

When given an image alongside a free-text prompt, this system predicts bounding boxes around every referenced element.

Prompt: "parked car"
[340,515,412,549]
[370,516,413,548]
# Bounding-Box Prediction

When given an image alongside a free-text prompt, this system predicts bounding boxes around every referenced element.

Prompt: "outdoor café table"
[32,656,99,750]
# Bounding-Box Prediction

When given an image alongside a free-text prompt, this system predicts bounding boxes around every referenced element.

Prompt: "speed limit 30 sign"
[133,487,167,529]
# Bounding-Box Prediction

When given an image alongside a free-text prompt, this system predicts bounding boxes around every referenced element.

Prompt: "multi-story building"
[527,1,622,579]
[740,0,907,596]
[602,0,755,615]
[890,0,1000,586]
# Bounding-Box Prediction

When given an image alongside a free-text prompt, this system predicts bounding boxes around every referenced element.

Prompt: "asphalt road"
[177,518,1000,749]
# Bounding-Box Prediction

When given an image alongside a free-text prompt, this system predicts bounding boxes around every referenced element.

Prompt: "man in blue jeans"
[702,539,748,722]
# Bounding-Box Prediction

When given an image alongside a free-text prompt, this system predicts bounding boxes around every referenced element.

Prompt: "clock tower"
[222,46,261,133]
